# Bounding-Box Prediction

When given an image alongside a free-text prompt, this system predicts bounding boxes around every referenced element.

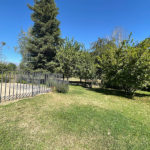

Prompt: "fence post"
[12,72,15,100]
[46,74,48,92]
[0,71,3,103]
[16,73,18,99]
[32,73,34,97]
[38,73,41,94]
[25,73,27,96]
[19,73,22,99]
[4,73,7,101]
[22,72,24,98]
[29,73,31,97]
[8,72,11,101]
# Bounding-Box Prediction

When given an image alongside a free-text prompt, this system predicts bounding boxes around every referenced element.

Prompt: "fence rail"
[0,71,63,103]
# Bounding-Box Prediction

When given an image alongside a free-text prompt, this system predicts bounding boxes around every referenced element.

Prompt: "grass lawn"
[0,86,150,150]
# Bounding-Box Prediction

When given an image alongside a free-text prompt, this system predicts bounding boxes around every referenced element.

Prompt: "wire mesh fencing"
[0,71,64,103]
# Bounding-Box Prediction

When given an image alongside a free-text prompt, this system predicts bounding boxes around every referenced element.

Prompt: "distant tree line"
[0,42,17,72]
[0,62,17,72]
[0,41,6,62]
[16,0,150,96]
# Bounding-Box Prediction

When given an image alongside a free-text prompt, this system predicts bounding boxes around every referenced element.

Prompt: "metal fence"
[0,71,63,103]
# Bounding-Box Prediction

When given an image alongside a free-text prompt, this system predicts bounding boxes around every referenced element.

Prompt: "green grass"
[0,86,150,150]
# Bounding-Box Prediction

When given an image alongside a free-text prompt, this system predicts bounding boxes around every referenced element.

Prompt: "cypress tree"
[27,0,61,71]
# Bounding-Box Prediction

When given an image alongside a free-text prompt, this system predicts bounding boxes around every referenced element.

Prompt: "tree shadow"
[88,88,150,99]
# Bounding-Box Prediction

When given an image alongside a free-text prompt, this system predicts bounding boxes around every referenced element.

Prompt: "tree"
[27,0,62,71]
[54,38,83,80]
[0,62,17,72]
[111,27,127,47]
[91,38,117,78]
[91,38,116,56]
[97,34,150,96]
[15,29,31,71]
[7,63,17,71]
[0,42,6,62]
[76,51,96,82]
[0,62,7,72]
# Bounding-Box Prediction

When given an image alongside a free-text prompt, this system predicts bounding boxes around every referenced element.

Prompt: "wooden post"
[13,72,15,100]
[0,71,3,103]
[16,73,18,99]
[20,73,22,99]
[32,73,34,97]
[4,73,7,101]
[22,72,24,97]
[38,73,41,94]
[25,73,27,96]
[29,73,31,96]
[8,73,11,100]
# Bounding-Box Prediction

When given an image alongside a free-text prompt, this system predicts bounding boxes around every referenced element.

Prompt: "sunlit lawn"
[0,86,150,150]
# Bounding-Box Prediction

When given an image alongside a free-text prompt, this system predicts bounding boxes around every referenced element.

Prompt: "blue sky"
[0,0,150,64]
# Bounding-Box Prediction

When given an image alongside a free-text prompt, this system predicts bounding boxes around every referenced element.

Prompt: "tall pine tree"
[27,0,61,71]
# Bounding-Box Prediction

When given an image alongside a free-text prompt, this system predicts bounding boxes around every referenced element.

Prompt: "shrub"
[0,62,17,72]
[16,74,28,84]
[97,34,150,96]
[0,74,10,83]
[55,81,69,93]
[47,79,57,87]
[47,79,69,93]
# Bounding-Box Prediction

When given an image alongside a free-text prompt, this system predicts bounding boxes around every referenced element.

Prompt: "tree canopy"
[54,38,84,80]
[0,42,6,62]
[13,1,150,97]
[26,0,62,71]
[96,34,150,96]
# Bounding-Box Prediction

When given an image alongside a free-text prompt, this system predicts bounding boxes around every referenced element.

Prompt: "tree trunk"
[63,74,64,81]
[80,78,81,83]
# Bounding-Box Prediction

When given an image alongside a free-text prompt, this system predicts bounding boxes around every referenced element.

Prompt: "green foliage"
[47,79,69,93]
[91,38,117,56]
[0,74,9,83]
[96,34,150,96]
[53,37,96,82]
[0,63,8,71]
[76,51,96,81]
[16,29,32,71]
[0,62,17,72]
[55,81,69,93]
[7,63,17,71]
[91,38,117,78]
[26,0,62,71]
[53,37,84,79]
[0,41,6,62]
[47,79,57,87]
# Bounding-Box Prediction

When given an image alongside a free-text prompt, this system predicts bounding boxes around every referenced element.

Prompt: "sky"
[0,0,150,64]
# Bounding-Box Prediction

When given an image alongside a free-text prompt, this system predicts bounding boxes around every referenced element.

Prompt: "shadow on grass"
[88,88,150,99]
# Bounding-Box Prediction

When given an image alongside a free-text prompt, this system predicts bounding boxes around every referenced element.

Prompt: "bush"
[142,84,150,92]
[97,35,150,96]
[47,79,57,87]
[0,63,7,72]
[55,81,69,93]
[16,74,28,84]
[0,62,17,72]
[0,73,12,83]
[47,79,69,93]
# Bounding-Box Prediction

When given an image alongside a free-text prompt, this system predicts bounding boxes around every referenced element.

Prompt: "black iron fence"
[0,71,63,103]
